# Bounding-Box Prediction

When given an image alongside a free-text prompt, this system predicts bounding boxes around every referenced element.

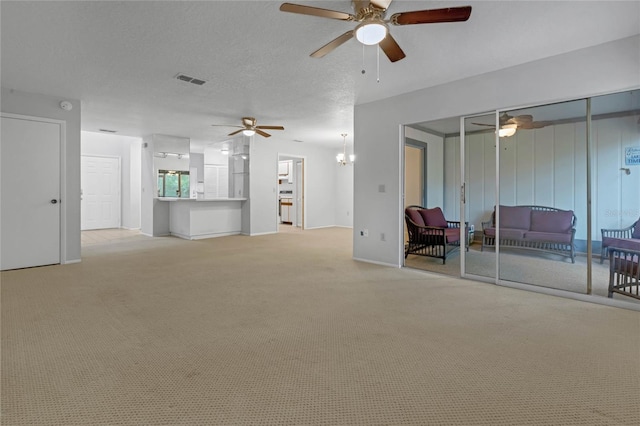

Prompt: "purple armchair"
[404,206,467,264]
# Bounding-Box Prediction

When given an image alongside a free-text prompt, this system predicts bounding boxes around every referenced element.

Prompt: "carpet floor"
[404,243,639,303]
[2,228,639,425]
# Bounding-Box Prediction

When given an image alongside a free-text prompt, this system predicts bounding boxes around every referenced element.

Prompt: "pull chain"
[361,44,366,75]
[376,46,380,83]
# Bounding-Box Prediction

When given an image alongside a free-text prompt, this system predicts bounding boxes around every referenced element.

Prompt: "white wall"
[249,136,352,235]
[1,88,82,263]
[353,35,640,267]
[81,131,142,230]
[334,163,353,227]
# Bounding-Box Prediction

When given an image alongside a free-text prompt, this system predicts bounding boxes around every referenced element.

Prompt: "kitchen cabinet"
[278,160,293,182]
[280,198,293,224]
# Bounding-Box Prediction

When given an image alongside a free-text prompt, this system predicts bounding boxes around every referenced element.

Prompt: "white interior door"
[81,155,121,230]
[1,116,61,270]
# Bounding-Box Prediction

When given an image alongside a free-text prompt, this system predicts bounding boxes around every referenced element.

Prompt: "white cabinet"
[280,198,292,224]
[278,160,293,182]
[204,165,229,199]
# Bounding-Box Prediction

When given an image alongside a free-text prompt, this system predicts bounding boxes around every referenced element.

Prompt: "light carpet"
[2,228,639,425]
[405,244,639,302]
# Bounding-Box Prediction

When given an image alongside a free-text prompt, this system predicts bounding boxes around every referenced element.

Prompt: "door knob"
[50,199,58,204]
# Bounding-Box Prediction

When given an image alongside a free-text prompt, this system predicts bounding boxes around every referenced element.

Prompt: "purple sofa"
[600,216,640,263]
[482,205,576,263]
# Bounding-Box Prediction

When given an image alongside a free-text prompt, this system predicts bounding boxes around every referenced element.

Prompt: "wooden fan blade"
[212,124,243,128]
[228,129,244,136]
[471,123,496,128]
[256,126,285,130]
[379,33,405,63]
[514,115,533,123]
[310,31,354,58]
[519,121,553,129]
[391,6,472,26]
[255,129,272,138]
[370,0,393,11]
[279,3,354,21]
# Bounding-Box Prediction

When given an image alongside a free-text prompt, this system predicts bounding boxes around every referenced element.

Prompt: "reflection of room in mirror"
[202,136,250,199]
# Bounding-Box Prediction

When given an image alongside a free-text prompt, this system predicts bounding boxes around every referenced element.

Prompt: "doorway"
[277,155,305,232]
[1,114,63,270]
[81,155,121,230]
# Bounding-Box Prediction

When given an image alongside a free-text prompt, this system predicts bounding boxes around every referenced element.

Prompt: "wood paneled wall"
[443,116,639,242]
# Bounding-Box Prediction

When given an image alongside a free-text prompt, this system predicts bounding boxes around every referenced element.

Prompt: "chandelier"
[336,133,355,166]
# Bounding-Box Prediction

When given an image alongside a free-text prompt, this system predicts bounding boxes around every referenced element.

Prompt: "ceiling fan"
[472,113,554,137]
[211,117,284,138]
[280,1,472,63]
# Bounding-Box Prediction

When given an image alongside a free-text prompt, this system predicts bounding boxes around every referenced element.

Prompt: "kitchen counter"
[156,198,247,239]
[156,197,247,201]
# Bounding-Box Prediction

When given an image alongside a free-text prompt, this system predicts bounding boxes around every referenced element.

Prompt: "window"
[157,170,190,198]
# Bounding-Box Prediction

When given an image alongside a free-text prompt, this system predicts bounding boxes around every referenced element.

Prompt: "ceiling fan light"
[242,129,256,137]
[355,21,387,45]
[498,124,517,138]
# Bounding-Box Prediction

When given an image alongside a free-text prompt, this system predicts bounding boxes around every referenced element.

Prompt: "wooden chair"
[608,247,640,300]
[600,217,640,263]
[404,206,467,264]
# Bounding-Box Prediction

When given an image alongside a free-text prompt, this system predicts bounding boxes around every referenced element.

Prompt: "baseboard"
[353,257,400,268]
[303,225,341,230]
[248,231,278,236]
[121,226,140,231]
[170,231,241,240]
[63,258,82,265]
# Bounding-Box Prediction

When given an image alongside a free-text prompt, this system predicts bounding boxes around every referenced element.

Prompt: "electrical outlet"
[360,229,369,237]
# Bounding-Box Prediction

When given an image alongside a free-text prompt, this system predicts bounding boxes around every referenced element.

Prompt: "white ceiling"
[2,1,639,151]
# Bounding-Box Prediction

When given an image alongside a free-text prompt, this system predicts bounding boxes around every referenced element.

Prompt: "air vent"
[175,73,206,86]
[99,129,117,133]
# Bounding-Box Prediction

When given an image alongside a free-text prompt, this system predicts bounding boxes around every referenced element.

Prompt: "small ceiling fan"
[280,1,472,62]
[472,113,554,137]
[211,117,284,138]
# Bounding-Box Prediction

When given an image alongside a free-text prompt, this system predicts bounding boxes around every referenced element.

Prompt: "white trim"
[399,125,405,268]
[353,257,400,268]
[170,231,241,240]
[1,112,67,265]
[63,259,81,265]
[302,225,335,230]
[248,231,277,236]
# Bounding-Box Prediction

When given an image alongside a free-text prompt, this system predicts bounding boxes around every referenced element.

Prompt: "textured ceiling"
[1,1,639,150]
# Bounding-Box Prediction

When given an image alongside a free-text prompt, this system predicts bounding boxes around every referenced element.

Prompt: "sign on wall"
[625,146,640,166]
